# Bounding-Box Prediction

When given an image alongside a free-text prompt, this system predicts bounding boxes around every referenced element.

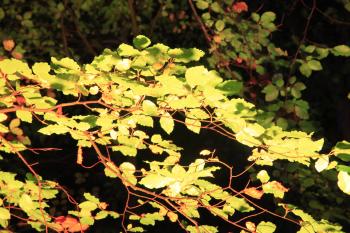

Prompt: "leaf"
[185,66,208,88]
[243,187,264,199]
[160,112,174,134]
[215,20,225,31]
[104,162,118,178]
[19,194,35,212]
[139,213,164,226]
[187,109,209,120]
[332,45,350,56]
[38,125,70,135]
[262,181,288,198]
[216,80,243,96]
[142,100,158,116]
[112,145,137,156]
[168,48,205,63]
[133,35,151,50]
[299,63,312,77]
[115,59,131,71]
[226,196,254,212]
[261,11,276,23]
[79,201,98,211]
[199,149,211,156]
[9,118,20,129]
[32,62,50,75]
[119,162,136,174]
[0,208,10,220]
[95,211,108,220]
[16,110,32,123]
[167,211,178,222]
[338,171,350,195]
[185,118,201,134]
[117,44,140,56]
[334,141,350,162]
[257,170,270,183]
[262,84,278,101]
[51,57,80,72]
[256,221,276,233]
[0,113,7,122]
[196,0,209,10]
[89,86,99,95]
[139,174,174,189]
[307,60,322,71]
[83,193,100,204]
[186,225,218,233]
[315,155,329,172]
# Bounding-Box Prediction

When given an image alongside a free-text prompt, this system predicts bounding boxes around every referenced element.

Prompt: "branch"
[188,0,212,43]
[127,0,140,36]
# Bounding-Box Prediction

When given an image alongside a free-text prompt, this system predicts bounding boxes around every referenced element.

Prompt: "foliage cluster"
[0,0,350,232]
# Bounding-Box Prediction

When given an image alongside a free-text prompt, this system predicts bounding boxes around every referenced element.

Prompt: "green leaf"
[115,58,131,71]
[196,0,209,10]
[226,196,254,212]
[216,80,243,96]
[117,44,140,56]
[262,181,288,198]
[38,125,70,135]
[256,221,276,233]
[187,109,209,120]
[262,84,278,101]
[142,100,158,116]
[187,225,218,233]
[139,213,164,226]
[261,12,276,23]
[119,162,136,174]
[79,201,98,211]
[139,174,174,189]
[185,118,201,134]
[51,57,80,72]
[332,45,350,56]
[16,110,32,123]
[299,63,312,77]
[185,66,208,88]
[215,20,225,31]
[112,145,137,156]
[83,193,100,204]
[0,59,32,75]
[133,35,151,49]
[307,60,322,71]
[95,211,108,220]
[257,170,270,183]
[168,48,205,63]
[337,165,350,173]
[160,112,174,134]
[338,171,350,195]
[19,194,35,212]
[334,141,350,162]
[104,162,118,178]
[32,62,50,75]
[251,13,260,22]
[0,208,10,220]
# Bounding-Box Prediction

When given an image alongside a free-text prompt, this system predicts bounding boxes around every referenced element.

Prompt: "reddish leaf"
[236,57,243,64]
[232,2,248,13]
[11,51,23,60]
[243,187,264,199]
[16,96,26,106]
[3,39,15,51]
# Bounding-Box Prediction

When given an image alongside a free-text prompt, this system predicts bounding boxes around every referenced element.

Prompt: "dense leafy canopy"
[0,0,350,232]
